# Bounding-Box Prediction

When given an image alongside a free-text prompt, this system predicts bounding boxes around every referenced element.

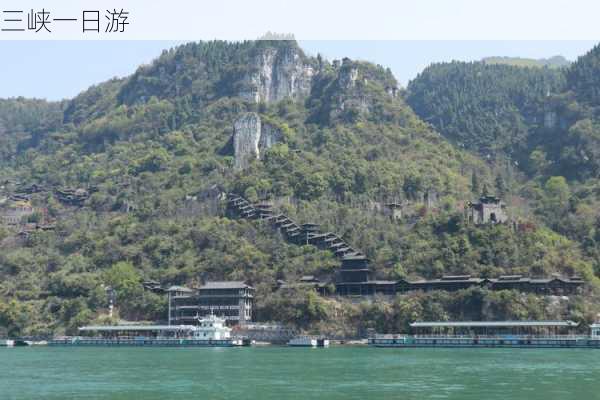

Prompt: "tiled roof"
[199,281,253,290]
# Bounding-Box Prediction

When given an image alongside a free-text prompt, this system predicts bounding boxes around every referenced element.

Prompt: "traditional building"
[334,272,584,297]
[393,274,584,295]
[166,285,194,325]
[0,199,34,226]
[407,275,487,292]
[335,255,396,296]
[142,280,166,294]
[54,188,90,206]
[383,202,402,221]
[278,275,331,296]
[225,192,582,298]
[169,281,254,326]
[489,275,584,295]
[466,195,508,224]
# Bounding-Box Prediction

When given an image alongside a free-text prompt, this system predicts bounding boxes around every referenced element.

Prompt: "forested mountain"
[407,44,600,181]
[1,40,599,337]
[407,61,566,159]
[407,44,600,303]
[482,55,570,69]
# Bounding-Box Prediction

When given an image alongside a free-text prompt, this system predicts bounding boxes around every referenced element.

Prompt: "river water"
[0,346,597,399]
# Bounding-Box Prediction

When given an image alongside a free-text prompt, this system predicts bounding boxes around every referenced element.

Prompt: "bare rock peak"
[239,45,314,103]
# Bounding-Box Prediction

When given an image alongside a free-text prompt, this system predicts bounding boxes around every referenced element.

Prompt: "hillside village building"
[225,192,584,298]
[335,255,397,296]
[399,274,584,295]
[0,199,34,226]
[169,281,254,326]
[466,195,508,224]
[383,202,403,221]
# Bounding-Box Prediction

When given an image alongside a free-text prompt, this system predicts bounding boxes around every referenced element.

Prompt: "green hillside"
[407,61,566,159]
[407,44,600,302]
[1,40,599,337]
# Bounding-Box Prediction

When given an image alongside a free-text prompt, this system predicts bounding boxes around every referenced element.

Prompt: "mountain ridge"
[0,40,598,337]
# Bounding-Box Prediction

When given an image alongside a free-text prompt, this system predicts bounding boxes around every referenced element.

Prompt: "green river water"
[0,346,598,399]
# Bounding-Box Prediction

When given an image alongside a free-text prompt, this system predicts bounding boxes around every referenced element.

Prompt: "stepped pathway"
[226,193,364,259]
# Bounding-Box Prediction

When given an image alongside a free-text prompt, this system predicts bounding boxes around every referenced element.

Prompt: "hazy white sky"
[1,0,598,99]
[1,0,600,40]
[0,40,596,101]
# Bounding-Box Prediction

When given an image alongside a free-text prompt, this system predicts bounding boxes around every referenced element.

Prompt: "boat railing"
[411,334,586,340]
[295,335,327,340]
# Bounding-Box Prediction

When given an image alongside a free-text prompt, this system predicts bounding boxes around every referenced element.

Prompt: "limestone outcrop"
[233,113,282,169]
[317,58,399,122]
[239,46,314,103]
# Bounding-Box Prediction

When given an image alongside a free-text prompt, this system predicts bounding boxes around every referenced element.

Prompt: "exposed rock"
[338,63,359,90]
[239,46,314,103]
[233,113,262,169]
[259,123,282,149]
[325,58,398,122]
[233,113,282,169]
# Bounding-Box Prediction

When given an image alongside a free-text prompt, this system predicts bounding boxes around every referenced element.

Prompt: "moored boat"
[288,336,329,347]
[369,320,600,349]
[49,314,244,347]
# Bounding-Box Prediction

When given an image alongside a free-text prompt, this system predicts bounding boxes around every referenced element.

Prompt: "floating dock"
[369,321,600,348]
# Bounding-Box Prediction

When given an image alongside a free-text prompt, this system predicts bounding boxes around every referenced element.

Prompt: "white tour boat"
[50,314,245,346]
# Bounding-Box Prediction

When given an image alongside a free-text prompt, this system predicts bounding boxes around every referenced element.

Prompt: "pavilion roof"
[199,281,253,290]
[79,325,196,332]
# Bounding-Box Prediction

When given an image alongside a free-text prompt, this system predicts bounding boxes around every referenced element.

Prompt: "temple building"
[466,195,508,224]
[169,281,254,326]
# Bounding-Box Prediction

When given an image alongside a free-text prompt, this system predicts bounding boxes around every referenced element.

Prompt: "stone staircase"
[226,193,363,259]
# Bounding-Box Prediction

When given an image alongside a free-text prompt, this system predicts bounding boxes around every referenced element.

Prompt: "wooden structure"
[170,281,254,326]
[399,274,584,295]
[225,193,585,298]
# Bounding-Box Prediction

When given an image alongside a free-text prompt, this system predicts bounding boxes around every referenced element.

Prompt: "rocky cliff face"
[233,113,261,170]
[233,112,282,169]
[239,46,314,103]
[327,58,398,121]
[308,58,398,122]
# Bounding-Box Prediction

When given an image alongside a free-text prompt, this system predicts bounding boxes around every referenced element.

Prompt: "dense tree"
[407,61,565,159]
[1,40,600,335]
